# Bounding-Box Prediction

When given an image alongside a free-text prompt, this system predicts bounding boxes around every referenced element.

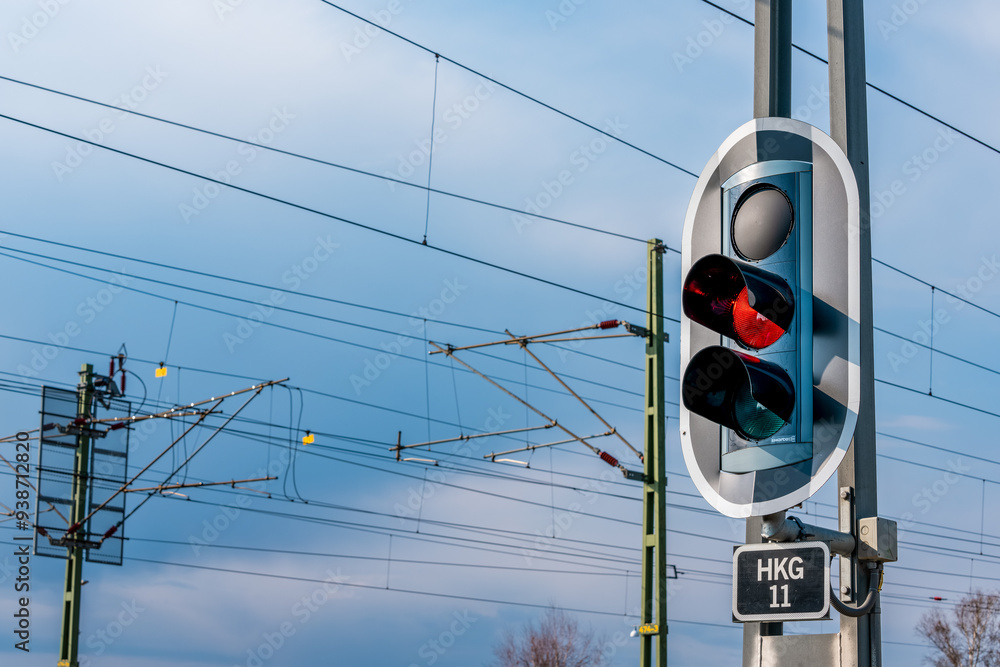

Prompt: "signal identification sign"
[733,541,830,622]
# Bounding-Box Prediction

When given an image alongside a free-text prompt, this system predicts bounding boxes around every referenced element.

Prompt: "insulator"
[599,451,619,467]
[598,319,619,330]
[103,525,119,539]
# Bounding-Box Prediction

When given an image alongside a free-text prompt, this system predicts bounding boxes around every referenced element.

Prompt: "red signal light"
[733,287,787,349]
[682,255,793,351]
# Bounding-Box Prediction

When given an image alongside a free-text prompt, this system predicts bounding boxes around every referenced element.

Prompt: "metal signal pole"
[58,363,95,667]
[828,1,879,664]
[743,2,792,663]
[739,2,878,665]
[640,239,668,667]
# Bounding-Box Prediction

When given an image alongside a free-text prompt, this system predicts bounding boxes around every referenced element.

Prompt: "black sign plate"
[733,541,830,622]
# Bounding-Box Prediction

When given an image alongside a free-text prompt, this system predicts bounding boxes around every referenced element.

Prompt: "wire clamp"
[623,322,650,338]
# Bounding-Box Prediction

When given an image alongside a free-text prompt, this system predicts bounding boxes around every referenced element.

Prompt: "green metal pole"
[59,363,94,667]
[640,240,667,667]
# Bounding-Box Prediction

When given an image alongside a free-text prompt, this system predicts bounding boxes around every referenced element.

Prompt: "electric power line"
[0,246,648,411]
[690,0,1000,158]
[0,228,648,376]
[0,76,652,246]
[0,112,675,323]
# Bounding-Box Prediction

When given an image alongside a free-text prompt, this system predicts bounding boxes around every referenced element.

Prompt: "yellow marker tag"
[302,433,315,445]
[155,367,168,378]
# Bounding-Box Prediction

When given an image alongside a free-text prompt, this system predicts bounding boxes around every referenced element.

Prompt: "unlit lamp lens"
[733,381,787,440]
[732,186,794,261]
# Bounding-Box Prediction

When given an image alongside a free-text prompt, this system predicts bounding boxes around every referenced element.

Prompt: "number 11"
[769,584,791,608]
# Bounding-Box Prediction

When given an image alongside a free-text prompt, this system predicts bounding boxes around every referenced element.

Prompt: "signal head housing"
[679,118,860,518]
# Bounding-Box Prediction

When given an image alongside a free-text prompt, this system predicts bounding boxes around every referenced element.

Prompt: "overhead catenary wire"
[877,377,1000,422]
[0,527,962,642]
[1,454,990,580]
[317,0,1000,163]
[0,335,646,455]
[103,404,655,524]
[101,396,1000,560]
[15,231,1000,412]
[256,436,645,527]
[22,489,953,622]
[8,219,652,383]
[7,337,1000,525]
[877,431,1000,469]
[0,77,651,246]
[31,372,655,496]
[5,229,997,392]
[1,272,992,588]
[8,230,999,381]
[124,535,636,578]
[6,326,999,508]
[25,473,651,570]
[126,492,644,568]
[25,541,791,633]
[124,555,643,618]
[0,228,498,335]
[0,30,991,321]
[315,1,700,177]
[0,462,984,644]
[0,444,992,620]
[144,481,725,566]
[9,380,982,560]
[690,0,1000,158]
[0,112,671,321]
[6,0,993,258]
[179,410,656,520]
[0,246,650,405]
[875,326,1000,380]
[133,409,649,502]
[874,258,1000,321]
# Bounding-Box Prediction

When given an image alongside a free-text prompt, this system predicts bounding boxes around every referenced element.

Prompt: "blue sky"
[0,0,998,665]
